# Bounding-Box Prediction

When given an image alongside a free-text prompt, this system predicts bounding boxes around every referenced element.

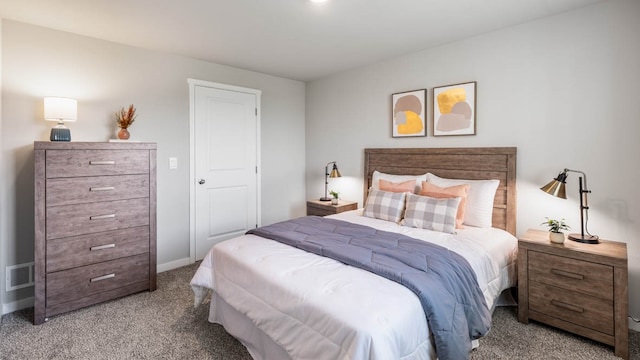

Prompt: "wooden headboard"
[364,147,517,235]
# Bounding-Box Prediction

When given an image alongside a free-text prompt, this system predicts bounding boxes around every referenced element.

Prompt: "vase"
[331,198,338,205]
[117,128,130,140]
[549,231,565,244]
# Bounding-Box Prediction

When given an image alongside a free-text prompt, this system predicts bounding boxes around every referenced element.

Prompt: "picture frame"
[432,81,476,136]
[392,89,426,138]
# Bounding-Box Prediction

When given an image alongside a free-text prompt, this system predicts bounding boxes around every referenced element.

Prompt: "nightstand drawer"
[46,149,149,178]
[46,198,150,240]
[528,251,613,300]
[529,281,613,335]
[46,227,150,273]
[307,206,336,217]
[46,174,149,206]
[46,253,149,307]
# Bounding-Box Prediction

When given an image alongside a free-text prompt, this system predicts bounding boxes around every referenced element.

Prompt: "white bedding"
[190,210,518,360]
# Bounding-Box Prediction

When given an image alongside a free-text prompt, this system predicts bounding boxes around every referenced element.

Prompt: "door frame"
[188,78,262,263]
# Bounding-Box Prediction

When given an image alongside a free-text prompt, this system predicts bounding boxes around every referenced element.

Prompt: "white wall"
[1,20,306,307]
[306,0,640,327]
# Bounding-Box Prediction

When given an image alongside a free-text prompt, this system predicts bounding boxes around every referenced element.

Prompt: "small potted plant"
[329,190,339,205]
[115,104,137,140]
[541,217,570,244]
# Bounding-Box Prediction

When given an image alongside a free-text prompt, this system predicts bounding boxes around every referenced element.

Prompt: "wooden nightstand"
[518,229,628,359]
[306,199,357,217]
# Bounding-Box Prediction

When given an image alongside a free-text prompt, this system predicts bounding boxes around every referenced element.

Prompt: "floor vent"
[6,262,35,291]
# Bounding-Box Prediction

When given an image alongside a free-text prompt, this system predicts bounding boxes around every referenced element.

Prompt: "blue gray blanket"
[247,216,491,360]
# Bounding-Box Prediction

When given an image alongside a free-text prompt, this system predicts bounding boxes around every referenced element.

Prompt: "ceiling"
[0,0,604,81]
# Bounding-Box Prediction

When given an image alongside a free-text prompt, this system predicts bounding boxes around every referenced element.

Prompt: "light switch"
[169,157,178,169]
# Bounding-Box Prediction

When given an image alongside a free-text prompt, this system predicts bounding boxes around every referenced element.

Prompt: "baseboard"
[1,296,34,315]
[157,257,191,273]
[630,319,640,332]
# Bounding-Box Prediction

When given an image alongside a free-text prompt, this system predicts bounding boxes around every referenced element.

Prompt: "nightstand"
[518,229,628,359]
[306,199,357,217]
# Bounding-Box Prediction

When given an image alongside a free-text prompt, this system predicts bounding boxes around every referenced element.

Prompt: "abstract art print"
[392,89,426,138]
[433,81,476,136]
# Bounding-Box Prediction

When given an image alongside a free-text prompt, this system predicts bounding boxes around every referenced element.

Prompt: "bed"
[191,147,517,360]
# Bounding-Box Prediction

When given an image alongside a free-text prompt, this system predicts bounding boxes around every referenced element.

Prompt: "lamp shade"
[329,163,342,178]
[44,97,77,122]
[540,171,567,199]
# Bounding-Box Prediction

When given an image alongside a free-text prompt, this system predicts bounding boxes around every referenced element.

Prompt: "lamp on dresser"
[319,161,342,201]
[540,168,599,244]
[44,97,77,141]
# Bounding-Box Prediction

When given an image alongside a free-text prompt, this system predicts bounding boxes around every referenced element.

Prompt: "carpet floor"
[1,262,637,359]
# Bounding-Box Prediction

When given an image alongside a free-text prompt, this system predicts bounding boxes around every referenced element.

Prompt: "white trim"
[630,319,640,332]
[157,257,191,273]
[1,296,34,315]
[187,79,262,264]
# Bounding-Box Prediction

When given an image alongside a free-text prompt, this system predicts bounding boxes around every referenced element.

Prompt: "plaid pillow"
[403,193,461,234]
[363,189,406,223]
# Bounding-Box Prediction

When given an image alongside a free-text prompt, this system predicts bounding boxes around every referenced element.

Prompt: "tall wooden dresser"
[34,141,157,324]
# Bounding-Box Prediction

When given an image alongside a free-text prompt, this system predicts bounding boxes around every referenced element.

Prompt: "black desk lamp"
[541,168,599,244]
[320,161,341,201]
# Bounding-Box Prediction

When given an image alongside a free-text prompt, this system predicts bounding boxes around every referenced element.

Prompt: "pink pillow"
[420,181,469,228]
[379,179,415,193]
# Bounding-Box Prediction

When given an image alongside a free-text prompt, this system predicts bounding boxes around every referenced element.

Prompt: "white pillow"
[371,170,428,193]
[363,189,406,223]
[425,173,499,228]
[403,193,460,234]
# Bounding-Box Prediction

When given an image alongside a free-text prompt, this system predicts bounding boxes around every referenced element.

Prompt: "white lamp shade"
[44,97,77,122]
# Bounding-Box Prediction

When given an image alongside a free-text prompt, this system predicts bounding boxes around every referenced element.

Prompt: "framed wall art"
[392,89,426,138]
[433,81,476,136]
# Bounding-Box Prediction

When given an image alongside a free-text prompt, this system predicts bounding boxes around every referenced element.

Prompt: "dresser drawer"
[46,149,149,178]
[46,227,150,273]
[46,198,149,240]
[529,281,614,335]
[46,253,149,307]
[46,174,149,207]
[528,251,613,300]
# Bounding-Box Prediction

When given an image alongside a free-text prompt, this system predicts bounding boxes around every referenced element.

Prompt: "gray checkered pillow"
[403,193,461,234]
[363,189,406,223]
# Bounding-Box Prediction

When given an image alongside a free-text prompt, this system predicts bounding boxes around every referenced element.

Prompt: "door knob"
[198,179,206,185]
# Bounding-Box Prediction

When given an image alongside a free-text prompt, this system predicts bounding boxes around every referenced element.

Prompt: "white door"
[194,85,258,260]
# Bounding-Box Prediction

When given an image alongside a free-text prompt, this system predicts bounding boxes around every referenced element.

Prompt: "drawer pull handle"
[90,214,116,220]
[551,269,584,280]
[90,243,116,251]
[90,186,115,192]
[551,300,584,313]
[89,160,116,165]
[90,273,115,282]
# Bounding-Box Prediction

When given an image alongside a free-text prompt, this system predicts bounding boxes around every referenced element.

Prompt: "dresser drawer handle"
[89,160,116,165]
[90,214,116,220]
[551,300,584,313]
[90,243,116,251]
[90,273,115,282]
[551,269,584,280]
[90,186,115,192]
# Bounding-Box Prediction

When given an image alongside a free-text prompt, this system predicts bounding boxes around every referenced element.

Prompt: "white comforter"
[191,210,517,360]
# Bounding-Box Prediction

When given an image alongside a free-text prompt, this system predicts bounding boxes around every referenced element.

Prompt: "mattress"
[191,210,518,359]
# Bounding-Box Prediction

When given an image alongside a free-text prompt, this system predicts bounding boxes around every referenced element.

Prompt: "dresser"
[517,229,628,359]
[34,141,157,325]
[306,199,358,216]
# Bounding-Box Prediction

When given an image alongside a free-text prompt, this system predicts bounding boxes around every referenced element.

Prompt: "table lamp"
[320,161,341,201]
[540,168,599,244]
[45,97,77,141]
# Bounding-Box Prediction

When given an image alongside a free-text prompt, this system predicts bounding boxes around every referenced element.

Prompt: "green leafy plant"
[541,217,570,233]
[329,190,339,199]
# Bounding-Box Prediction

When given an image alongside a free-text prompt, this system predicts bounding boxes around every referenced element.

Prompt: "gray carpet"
[1,263,637,359]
